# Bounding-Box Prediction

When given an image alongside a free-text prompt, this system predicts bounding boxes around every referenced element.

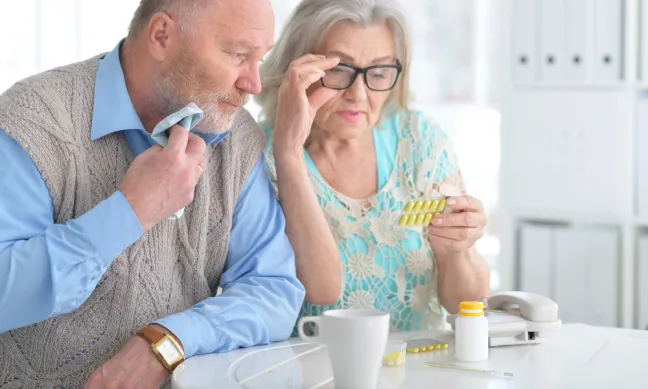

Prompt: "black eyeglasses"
[321,61,403,91]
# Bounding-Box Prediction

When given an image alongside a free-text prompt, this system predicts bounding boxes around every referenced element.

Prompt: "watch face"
[157,337,182,364]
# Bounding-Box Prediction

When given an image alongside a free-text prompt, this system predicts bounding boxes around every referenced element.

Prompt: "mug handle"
[297,316,322,342]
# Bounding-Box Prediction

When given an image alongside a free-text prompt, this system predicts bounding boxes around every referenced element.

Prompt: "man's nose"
[235,63,262,96]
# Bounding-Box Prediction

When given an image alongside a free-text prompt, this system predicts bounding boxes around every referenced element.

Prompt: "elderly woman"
[255,0,490,331]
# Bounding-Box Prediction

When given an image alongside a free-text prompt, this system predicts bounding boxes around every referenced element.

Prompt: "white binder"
[554,227,619,327]
[554,228,587,324]
[638,96,648,219]
[637,235,648,330]
[512,0,538,84]
[564,0,591,83]
[519,224,553,298]
[640,0,648,82]
[539,0,566,83]
[592,0,623,83]
[583,229,619,327]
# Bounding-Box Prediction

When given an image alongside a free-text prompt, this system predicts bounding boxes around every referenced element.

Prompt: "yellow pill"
[407,214,416,226]
[421,200,431,212]
[384,351,403,361]
[407,347,420,353]
[415,213,425,225]
[441,344,448,349]
[413,200,423,213]
[434,344,442,350]
[383,352,405,367]
[399,214,409,227]
[404,201,414,213]
[429,199,439,212]
[423,213,433,225]
[438,199,446,212]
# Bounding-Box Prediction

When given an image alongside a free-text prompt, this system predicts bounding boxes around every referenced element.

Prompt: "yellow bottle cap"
[459,301,485,310]
[459,301,485,317]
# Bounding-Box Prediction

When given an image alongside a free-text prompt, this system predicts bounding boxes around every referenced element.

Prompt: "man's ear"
[146,12,180,62]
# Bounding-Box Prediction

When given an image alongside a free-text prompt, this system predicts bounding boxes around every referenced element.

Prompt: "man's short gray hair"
[128,0,212,37]
[255,0,412,128]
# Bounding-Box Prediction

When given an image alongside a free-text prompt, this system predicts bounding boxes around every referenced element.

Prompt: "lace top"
[260,110,466,333]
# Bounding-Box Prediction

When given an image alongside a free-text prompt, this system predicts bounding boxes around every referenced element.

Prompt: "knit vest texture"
[0,55,264,388]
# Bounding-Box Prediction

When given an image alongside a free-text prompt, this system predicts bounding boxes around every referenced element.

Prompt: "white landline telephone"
[446,291,562,347]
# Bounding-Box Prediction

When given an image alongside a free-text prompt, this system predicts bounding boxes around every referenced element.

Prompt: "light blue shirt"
[0,42,305,359]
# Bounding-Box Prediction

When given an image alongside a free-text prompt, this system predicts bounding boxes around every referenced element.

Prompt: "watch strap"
[137,326,167,344]
[136,325,185,373]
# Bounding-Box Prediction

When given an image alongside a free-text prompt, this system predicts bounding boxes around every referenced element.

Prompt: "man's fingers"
[166,125,190,153]
[185,133,207,161]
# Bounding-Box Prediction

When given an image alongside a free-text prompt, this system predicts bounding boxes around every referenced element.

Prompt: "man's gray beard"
[153,76,237,134]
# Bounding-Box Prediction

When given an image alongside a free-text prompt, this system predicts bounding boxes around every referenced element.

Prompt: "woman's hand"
[427,195,487,256]
[273,54,340,154]
[271,55,344,305]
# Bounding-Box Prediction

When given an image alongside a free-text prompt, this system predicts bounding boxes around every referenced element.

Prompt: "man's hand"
[84,335,168,389]
[427,195,486,256]
[118,125,207,232]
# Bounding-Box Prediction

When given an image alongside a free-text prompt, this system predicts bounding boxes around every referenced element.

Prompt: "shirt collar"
[91,40,230,146]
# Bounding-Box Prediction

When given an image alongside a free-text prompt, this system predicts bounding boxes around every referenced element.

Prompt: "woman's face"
[310,20,398,140]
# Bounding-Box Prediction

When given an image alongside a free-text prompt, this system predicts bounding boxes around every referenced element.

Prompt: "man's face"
[154,0,274,133]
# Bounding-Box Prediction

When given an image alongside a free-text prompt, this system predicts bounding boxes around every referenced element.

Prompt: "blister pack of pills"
[405,338,449,353]
[398,197,449,227]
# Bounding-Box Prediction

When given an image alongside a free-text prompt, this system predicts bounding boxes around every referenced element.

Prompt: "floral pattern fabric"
[260,110,466,334]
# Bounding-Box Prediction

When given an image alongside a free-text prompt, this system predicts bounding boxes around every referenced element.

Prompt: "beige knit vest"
[0,55,264,388]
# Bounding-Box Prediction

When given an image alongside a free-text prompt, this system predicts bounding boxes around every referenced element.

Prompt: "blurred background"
[0,0,645,331]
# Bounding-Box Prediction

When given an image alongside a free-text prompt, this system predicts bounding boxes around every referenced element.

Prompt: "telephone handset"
[488,291,559,322]
[446,291,562,347]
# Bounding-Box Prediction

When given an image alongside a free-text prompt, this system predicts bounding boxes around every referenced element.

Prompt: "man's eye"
[230,52,247,61]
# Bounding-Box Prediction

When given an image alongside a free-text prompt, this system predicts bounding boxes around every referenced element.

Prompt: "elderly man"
[0,0,305,388]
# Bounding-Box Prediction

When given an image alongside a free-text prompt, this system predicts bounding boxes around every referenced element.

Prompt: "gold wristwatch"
[136,325,185,373]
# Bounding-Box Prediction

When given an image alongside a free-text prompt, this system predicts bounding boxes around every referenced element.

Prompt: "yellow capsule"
[421,200,431,212]
[399,214,409,227]
[429,199,439,212]
[415,213,425,225]
[407,214,417,226]
[407,347,420,353]
[423,213,433,225]
[413,200,423,213]
[441,344,448,349]
[438,199,446,212]
[434,344,442,350]
[404,201,414,213]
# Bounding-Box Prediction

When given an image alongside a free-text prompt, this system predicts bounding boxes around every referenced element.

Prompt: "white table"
[172,323,648,389]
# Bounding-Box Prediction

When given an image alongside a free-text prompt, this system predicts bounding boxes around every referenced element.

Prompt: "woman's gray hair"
[255,0,412,128]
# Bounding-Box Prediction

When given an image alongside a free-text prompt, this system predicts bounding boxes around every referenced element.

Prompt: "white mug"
[298,309,390,389]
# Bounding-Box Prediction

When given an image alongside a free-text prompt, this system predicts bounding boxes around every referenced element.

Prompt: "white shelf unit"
[499,0,648,330]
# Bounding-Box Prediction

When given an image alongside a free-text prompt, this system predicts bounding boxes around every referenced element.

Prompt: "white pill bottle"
[454,301,488,362]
